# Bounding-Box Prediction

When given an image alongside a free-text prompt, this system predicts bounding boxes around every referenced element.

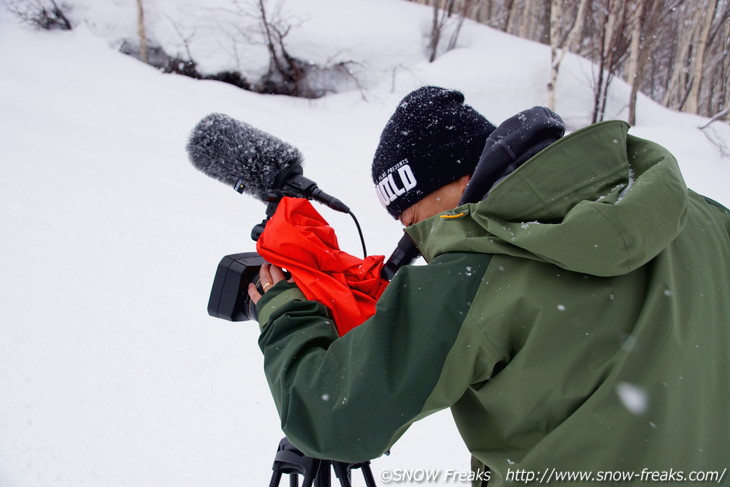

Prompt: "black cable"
[348,211,368,258]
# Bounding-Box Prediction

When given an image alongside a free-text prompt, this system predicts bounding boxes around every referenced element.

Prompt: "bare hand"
[248,263,288,305]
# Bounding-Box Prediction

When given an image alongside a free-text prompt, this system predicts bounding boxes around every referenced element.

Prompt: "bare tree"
[517,0,535,38]
[6,0,72,30]
[407,0,728,121]
[497,0,515,31]
[702,1,730,117]
[165,15,197,63]
[547,0,589,111]
[136,0,149,64]
[429,0,450,62]
[257,0,300,91]
[700,108,730,158]
[663,2,700,111]
[626,0,644,125]
[547,0,562,111]
[218,0,365,98]
[585,0,631,123]
[226,0,306,95]
[688,0,727,116]
[516,0,550,43]
[505,0,521,34]
[685,0,717,113]
[447,0,477,51]
[427,0,476,62]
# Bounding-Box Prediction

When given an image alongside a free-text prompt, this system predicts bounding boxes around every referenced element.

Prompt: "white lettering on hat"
[375,163,418,206]
[398,165,417,191]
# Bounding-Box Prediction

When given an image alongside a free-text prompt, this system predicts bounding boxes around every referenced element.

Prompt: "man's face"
[398,175,471,227]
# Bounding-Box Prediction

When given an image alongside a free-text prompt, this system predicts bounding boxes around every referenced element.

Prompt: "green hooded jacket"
[257,120,730,485]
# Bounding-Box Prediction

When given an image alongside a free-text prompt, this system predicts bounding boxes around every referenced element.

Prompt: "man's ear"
[459,174,471,193]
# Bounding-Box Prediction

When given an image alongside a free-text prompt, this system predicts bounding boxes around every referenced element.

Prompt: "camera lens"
[245,272,261,321]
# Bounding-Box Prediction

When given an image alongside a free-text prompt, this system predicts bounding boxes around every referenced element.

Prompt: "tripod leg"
[269,438,322,487]
[315,460,331,487]
[360,463,377,487]
[269,471,283,487]
[331,462,352,487]
[267,438,380,487]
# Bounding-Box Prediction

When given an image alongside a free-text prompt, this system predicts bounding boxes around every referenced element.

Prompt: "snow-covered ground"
[1,1,728,486]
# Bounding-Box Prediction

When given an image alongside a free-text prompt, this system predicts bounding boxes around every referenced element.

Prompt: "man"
[249,86,730,485]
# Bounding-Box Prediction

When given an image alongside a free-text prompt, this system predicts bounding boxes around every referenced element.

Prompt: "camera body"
[208,252,265,322]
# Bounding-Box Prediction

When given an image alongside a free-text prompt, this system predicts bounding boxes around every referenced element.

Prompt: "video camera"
[187,113,417,322]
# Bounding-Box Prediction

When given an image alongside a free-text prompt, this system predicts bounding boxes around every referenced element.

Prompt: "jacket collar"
[406,121,688,277]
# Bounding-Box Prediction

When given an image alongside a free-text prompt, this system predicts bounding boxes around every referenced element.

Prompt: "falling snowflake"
[616,382,648,415]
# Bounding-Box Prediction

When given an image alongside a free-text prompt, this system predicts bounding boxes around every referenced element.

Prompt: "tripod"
[269,438,377,487]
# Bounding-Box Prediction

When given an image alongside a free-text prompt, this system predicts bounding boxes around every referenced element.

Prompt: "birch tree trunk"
[548,0,588,111]
[566,0,589,56]
[506,0,521,34]
[627,0,644,125]
[718,19,730,118]
[663,4,694,109]
[136,0,148,64]
[402,0,726,119]
[518,0,534,39]
[592,0,614,123]
[547,0,561,110]
[685,0,718,114]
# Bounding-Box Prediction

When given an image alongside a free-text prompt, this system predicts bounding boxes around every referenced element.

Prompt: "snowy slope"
[1,1,729,486]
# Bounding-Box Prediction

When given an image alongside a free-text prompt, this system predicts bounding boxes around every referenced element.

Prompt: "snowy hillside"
[1,1,728,486]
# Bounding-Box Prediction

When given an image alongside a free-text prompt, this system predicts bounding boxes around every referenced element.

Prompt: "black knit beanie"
[372,86,496,219]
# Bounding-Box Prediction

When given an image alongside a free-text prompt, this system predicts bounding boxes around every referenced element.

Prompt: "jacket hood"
[406,120,689,277]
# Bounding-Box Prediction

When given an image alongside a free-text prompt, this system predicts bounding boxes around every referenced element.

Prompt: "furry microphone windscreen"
[186,113,303,200]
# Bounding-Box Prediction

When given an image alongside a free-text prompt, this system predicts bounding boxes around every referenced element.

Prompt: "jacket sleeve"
[257,252,492,462]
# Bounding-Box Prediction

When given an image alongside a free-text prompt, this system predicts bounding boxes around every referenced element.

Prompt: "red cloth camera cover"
[256,197,389,335]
